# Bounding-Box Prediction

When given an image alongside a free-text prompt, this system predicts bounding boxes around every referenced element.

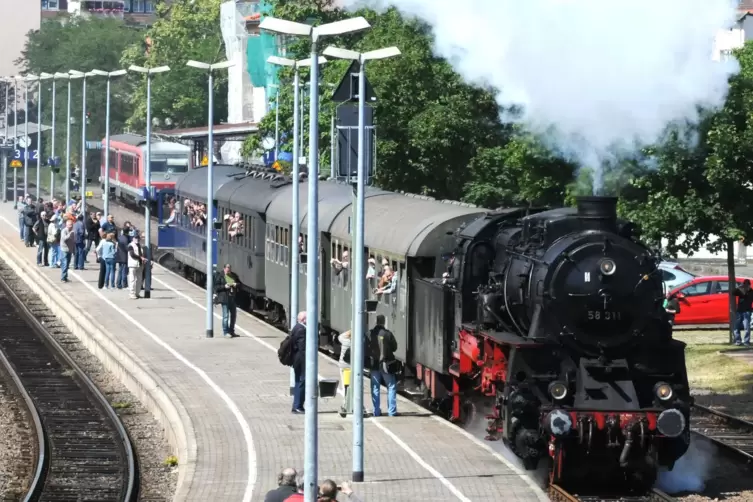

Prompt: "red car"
[670,276,752,324]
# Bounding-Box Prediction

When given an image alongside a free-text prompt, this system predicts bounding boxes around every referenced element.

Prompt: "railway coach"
[100,133,192,206]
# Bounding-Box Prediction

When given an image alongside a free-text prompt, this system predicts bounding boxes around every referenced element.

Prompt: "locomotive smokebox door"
[574,358,639,410]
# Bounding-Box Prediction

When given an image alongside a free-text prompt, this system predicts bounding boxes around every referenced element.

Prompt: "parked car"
[659,262,696,292]
[669,276,752,324]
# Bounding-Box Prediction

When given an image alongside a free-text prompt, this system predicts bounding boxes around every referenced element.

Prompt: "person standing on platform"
[34,211,49,267]
[60,219,75,283]
[213,264,241,338]
[116,229,129,289]
[47,215,61,268]
[73,214,86,270]
[16,196,25,241]
[369,314,399,417]
[290,311,307,414]
[264,467,297,502]
[127,232,146,299]
[85,212,100,263]
[97,232,117,289]
[23,197,36,247]
[282,471,305,502]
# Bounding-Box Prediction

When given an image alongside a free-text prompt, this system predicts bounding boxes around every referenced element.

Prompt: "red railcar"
[100,133,192,204]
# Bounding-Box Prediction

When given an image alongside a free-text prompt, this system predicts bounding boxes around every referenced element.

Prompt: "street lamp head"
[109,69,128,77]
[259,17,313,37]
[266,56,296,67]
[25,74,39,81]
[53,72,70,80]
[210,60,234,71]
[298,56,328,67]
[186,60,211,70]
[322,46,360,61]
[363,47,401,61]
[129,65,170,75]
[151,65,170,73]
[312,17,370,41]
[84,71,98,77]
[68,70,84,79]
[128,65,148,74]
[89,69,109,77]
[39,72,54,80]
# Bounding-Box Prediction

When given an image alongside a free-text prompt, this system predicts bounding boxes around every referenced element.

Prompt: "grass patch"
[163,455,178,467]
[675,330,753,394]
[111,401,131,410]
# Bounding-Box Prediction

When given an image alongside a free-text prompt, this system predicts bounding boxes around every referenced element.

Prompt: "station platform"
[0,200,547,502]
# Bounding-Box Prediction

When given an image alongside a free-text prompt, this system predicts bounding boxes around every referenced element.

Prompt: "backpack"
[278,335,295,366]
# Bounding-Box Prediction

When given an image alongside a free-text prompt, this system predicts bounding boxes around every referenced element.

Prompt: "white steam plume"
[342,0,740,193]
[656,436,714,494]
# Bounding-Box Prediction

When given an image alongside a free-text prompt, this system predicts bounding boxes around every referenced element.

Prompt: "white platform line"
[0,217,257,502]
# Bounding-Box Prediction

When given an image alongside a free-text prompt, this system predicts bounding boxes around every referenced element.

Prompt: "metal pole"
[290,68,300,328]
[300,86,305,159]
[304,39,320,502]
[104,77,111,216]
[65,79,71,203]
[144,73,153,298]
[24,83,28,195]
[274,87,279,162]
[352,59,367,482]
[51,79,56,197]
[330,113,335,177]
[81,76,87,217]
[205,69,215,337]
[36,81,41,199]
[3,81,8,202]
[13,83,18,203]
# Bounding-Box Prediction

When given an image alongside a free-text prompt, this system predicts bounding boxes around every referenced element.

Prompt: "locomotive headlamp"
[599,259,617,276]
[549,381,568,401]
[654,382,674,401]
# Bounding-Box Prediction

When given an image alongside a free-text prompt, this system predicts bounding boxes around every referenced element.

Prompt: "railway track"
[0,261,138,501]
[691,403,753,463]
[548,484,675,502]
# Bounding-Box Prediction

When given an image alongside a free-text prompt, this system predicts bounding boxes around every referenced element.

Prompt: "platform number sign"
[14,149,38,161]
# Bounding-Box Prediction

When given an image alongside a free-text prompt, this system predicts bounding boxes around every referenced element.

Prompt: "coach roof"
[109,133,148,147]
[175,165,245,202]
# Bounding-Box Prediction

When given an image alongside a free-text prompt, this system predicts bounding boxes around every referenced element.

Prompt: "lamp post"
[63,72,80,204]
[12,77,21,204]
[69,70,98,217]
[51,73,66,198]
[90,69,127,216]
[185,59,234,338]
[3,78,10,203]
[323,45,400,482]
[23,74,37,197]
[267,56,328,400]
[260,16,371,501]
[35,73,52,199]
[128,65,170,299]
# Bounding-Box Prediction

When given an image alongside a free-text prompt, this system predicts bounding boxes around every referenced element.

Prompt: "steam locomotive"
[160,165,690,492]
[446,196,690,491]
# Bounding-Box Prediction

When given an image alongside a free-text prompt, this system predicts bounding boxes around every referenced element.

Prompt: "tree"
[121,0,228,131]
[464,130,576,208]
[18,17,141,163]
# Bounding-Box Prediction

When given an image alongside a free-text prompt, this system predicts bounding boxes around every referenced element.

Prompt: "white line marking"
[0,216,256,502]
[368,416,471,501]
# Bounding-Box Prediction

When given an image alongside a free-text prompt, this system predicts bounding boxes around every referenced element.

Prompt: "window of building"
[133,0,143,12]
[145,0,154,12]
[42,0,60,10]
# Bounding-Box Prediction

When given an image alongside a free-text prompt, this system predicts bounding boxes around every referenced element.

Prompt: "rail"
[0,261,138,501]
[549,484,675,501]
[691,403,753,463]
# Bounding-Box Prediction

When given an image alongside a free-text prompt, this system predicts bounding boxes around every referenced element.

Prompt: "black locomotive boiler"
[441,196,690,491]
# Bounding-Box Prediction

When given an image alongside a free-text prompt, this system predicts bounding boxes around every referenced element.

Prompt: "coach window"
[265,224,272,260]
[283,228,289,266]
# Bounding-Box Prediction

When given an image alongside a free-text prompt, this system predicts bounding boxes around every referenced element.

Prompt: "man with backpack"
[279,311,307,414]
[369,314,399,417]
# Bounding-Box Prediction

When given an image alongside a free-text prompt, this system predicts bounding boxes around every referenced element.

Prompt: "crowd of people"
[16,194,148,299]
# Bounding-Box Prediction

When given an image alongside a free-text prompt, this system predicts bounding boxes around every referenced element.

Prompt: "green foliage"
[464,131,576,208]
[18,17,140,163]
[121,0,228,130]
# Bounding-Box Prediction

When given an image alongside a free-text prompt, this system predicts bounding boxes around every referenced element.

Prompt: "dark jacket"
[264,485,297,502]
[736,287,753,313]
[87,218,101,241]
[116,235,129,264]
[33,217,47,243]
[23,205,36,227]
[73,219,85,245]
[213,271,241,304]
[290,322,306,369]
[369,325,397,371]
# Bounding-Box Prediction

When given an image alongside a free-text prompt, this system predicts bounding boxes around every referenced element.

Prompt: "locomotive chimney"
[576,196,618,224]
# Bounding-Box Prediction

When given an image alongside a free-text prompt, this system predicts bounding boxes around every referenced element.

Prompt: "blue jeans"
[18,215,24,239]
[371,369,397,416]
[61,252,72,281]
[292,363,305,411]
[117,263,128,288]
[735,311,751,345]
[75,243,86,270]
[49,243,60,267]
[36,241,48,265]
[222,299,237,335]
[104,258,116,288]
